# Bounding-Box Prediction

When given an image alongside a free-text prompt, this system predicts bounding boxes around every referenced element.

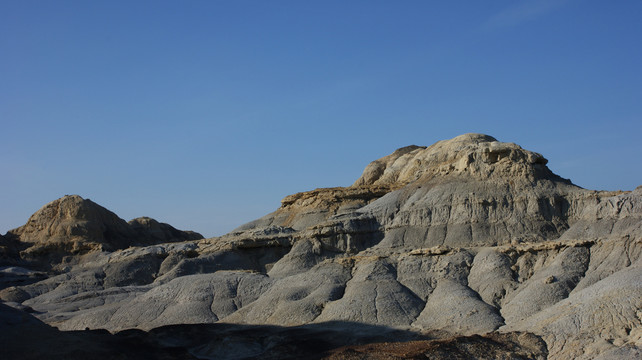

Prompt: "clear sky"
[2,1,641,237]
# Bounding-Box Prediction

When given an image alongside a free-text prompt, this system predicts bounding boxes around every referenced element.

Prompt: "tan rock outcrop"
[3,195,203,271]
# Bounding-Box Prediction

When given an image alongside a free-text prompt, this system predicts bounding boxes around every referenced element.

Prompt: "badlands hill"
[0,195,202,272]
[1,134,640,359]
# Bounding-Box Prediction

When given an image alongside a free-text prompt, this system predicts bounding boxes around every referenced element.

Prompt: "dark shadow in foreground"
[1,303,547,360]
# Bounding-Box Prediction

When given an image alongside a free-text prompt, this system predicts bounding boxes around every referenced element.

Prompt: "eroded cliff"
[1,134,640,359]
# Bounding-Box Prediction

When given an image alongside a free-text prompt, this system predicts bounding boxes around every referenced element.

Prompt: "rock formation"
[1,134,640,359]
[1,195,203,271]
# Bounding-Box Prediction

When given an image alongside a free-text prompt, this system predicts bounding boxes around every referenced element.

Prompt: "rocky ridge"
[1,195,202,272]
[1,133,640,359]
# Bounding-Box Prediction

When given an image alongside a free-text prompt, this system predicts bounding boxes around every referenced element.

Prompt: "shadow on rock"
[1,303,547,360]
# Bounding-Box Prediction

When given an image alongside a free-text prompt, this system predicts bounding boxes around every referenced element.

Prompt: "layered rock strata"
[1,134,640,359]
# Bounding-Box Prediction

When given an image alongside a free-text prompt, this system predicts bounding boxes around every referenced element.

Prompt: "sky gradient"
[2,1,641,237]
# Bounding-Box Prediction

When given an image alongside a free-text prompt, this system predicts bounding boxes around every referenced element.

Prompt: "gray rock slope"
[1,133,640,359]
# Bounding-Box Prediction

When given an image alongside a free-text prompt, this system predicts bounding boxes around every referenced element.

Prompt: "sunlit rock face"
[2,195,203,272]
[1,134,640,360]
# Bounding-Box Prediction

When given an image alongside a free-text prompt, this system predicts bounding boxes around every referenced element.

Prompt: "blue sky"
[2,1,641,237]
